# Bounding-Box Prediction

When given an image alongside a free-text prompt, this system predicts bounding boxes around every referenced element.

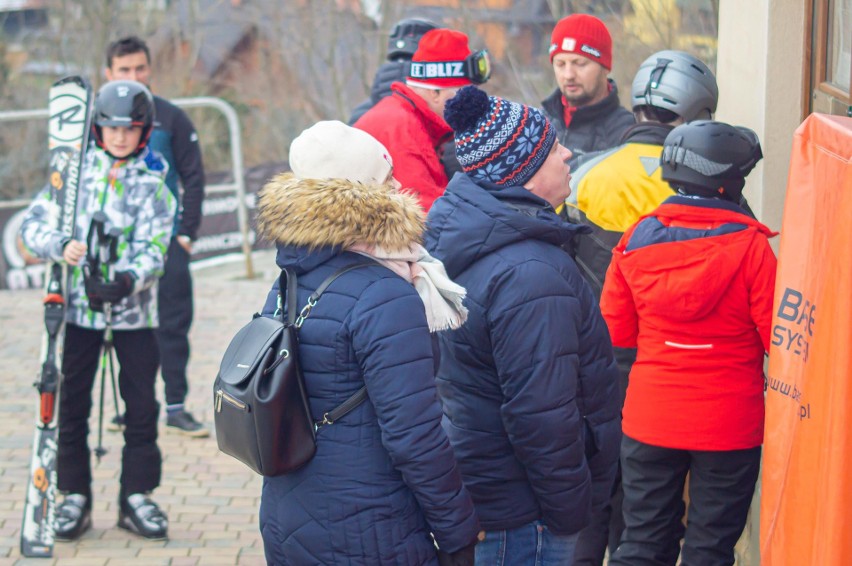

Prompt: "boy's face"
[106,52,152,86]
[101,126,143,159]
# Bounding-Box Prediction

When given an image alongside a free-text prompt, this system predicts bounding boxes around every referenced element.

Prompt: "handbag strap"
[276,268,299,324]
[294,262,376,328]
[316,386,368,429]
[278,261,376,429]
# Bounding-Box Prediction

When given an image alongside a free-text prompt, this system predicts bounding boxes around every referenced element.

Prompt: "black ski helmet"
[661,120,763,203]
[387,18,439,60]
[93,80,155,159]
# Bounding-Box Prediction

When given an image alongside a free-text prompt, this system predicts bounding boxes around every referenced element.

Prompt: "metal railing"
[0,95,254,278]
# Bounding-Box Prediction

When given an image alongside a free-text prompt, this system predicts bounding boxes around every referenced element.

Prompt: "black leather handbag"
[214,263,372,476]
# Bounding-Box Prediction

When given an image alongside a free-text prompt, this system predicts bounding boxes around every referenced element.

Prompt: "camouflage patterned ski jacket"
[20,144,175,330]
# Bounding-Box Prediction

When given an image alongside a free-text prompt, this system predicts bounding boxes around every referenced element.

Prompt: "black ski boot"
[55,494,92,541]
[117,493,168,540]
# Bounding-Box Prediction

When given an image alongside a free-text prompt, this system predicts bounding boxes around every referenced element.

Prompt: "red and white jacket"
[600,196,777,450]
[354,82,453,212]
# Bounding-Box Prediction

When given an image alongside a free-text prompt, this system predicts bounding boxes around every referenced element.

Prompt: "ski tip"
[52,75,92,90]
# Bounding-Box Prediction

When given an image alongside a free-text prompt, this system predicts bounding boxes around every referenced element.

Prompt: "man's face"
[524,143,573,209]
[431,86,462,118]
[101,125,143,159]
[106,51,151,86]
[552,53,609,107]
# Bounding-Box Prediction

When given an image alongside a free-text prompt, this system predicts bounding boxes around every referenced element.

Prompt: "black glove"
[85,271,133,308]
[436,541,476,566]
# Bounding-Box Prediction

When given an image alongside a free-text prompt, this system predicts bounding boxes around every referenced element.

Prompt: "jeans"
[475,520,579,566]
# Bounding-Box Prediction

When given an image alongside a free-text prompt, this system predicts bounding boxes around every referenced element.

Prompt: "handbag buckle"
[294,297,317,328]
[274,294,282,317]
[314,412,333,433]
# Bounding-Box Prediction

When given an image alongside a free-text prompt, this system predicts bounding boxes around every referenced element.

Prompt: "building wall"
[716,2,807,564]
[716,0,807,235]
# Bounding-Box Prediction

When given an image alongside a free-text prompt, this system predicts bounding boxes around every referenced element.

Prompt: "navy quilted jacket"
[255,174,479,565]
[425,173,620,536]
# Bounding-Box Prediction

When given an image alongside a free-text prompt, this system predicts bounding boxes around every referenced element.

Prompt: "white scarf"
[347,243,468,332]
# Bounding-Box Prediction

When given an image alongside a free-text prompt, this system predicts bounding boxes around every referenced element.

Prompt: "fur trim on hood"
[257,172,425,250]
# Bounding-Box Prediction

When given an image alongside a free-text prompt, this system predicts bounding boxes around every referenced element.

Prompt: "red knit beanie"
[408,29,473,89]
[549,14,612,70]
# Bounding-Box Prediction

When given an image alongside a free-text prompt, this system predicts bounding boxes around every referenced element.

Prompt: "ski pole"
[103,228,122,428]
[88,220,122,463]
[94,340,109,462]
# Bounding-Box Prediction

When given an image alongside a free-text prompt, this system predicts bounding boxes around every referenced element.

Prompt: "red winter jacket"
[600,197,777,451]
[354,82,452,211]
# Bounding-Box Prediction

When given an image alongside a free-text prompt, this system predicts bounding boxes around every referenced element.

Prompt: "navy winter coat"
[425,173,620,536]
[255,174,479,565]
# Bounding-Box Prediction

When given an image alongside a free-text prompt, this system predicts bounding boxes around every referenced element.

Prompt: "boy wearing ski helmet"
[20,80,175,541]
[600,121,776,566]
[563,50,720,565]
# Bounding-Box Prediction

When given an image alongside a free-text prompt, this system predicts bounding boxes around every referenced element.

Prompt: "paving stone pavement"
[0,252,280,565]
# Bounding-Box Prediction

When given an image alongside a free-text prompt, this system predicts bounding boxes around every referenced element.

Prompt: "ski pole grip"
[86,211,109,272]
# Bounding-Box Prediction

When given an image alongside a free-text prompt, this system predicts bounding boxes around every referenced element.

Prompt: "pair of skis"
[20,76,93,558]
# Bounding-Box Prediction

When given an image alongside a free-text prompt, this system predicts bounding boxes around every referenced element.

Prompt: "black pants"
[155,237,194,407]
[573,461,625,565]
[609,435,761,566]
[573,346,634,566]
[57,324,162,496]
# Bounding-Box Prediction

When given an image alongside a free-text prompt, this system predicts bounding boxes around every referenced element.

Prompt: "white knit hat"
[289,120,394,184]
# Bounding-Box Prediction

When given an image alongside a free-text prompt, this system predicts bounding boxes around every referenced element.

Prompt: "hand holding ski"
[20,76,93,559]
[62,241,87,265]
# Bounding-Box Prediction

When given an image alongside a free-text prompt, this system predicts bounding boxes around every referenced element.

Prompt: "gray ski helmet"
[631,50,718,122]
[387,18,439,59]
[93,80,155,157]
[661,120,762,202]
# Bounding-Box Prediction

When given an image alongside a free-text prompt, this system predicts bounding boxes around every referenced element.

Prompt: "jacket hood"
[257,172,424,271]
[90,144,166,176]
[390,82,454,145]
[426,173,588,278]
[370,61,406,102]
[619,121,674,145]
[615,197,776,321]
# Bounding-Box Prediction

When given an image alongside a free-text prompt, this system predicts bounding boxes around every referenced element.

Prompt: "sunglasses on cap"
[409,49,492,85]
[467,50,492,84]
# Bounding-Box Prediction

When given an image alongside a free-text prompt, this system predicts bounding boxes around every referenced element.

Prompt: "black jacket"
[149,96,205,240]
[541,79,635,170]
[348,59,409,125]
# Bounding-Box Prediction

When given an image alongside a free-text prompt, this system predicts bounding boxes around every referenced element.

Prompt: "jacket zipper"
[215,389,248,412]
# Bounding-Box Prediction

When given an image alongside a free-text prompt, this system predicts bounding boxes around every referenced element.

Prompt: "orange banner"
[761,113,852,564]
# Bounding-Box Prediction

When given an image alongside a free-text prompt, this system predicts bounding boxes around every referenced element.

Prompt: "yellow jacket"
[563,122,675,298]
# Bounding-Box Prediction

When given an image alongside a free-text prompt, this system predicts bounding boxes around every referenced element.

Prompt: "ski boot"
[117,493,168,540]
[55,493,92,541]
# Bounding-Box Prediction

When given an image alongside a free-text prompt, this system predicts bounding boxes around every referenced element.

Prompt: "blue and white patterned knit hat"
[444,86,556,187]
